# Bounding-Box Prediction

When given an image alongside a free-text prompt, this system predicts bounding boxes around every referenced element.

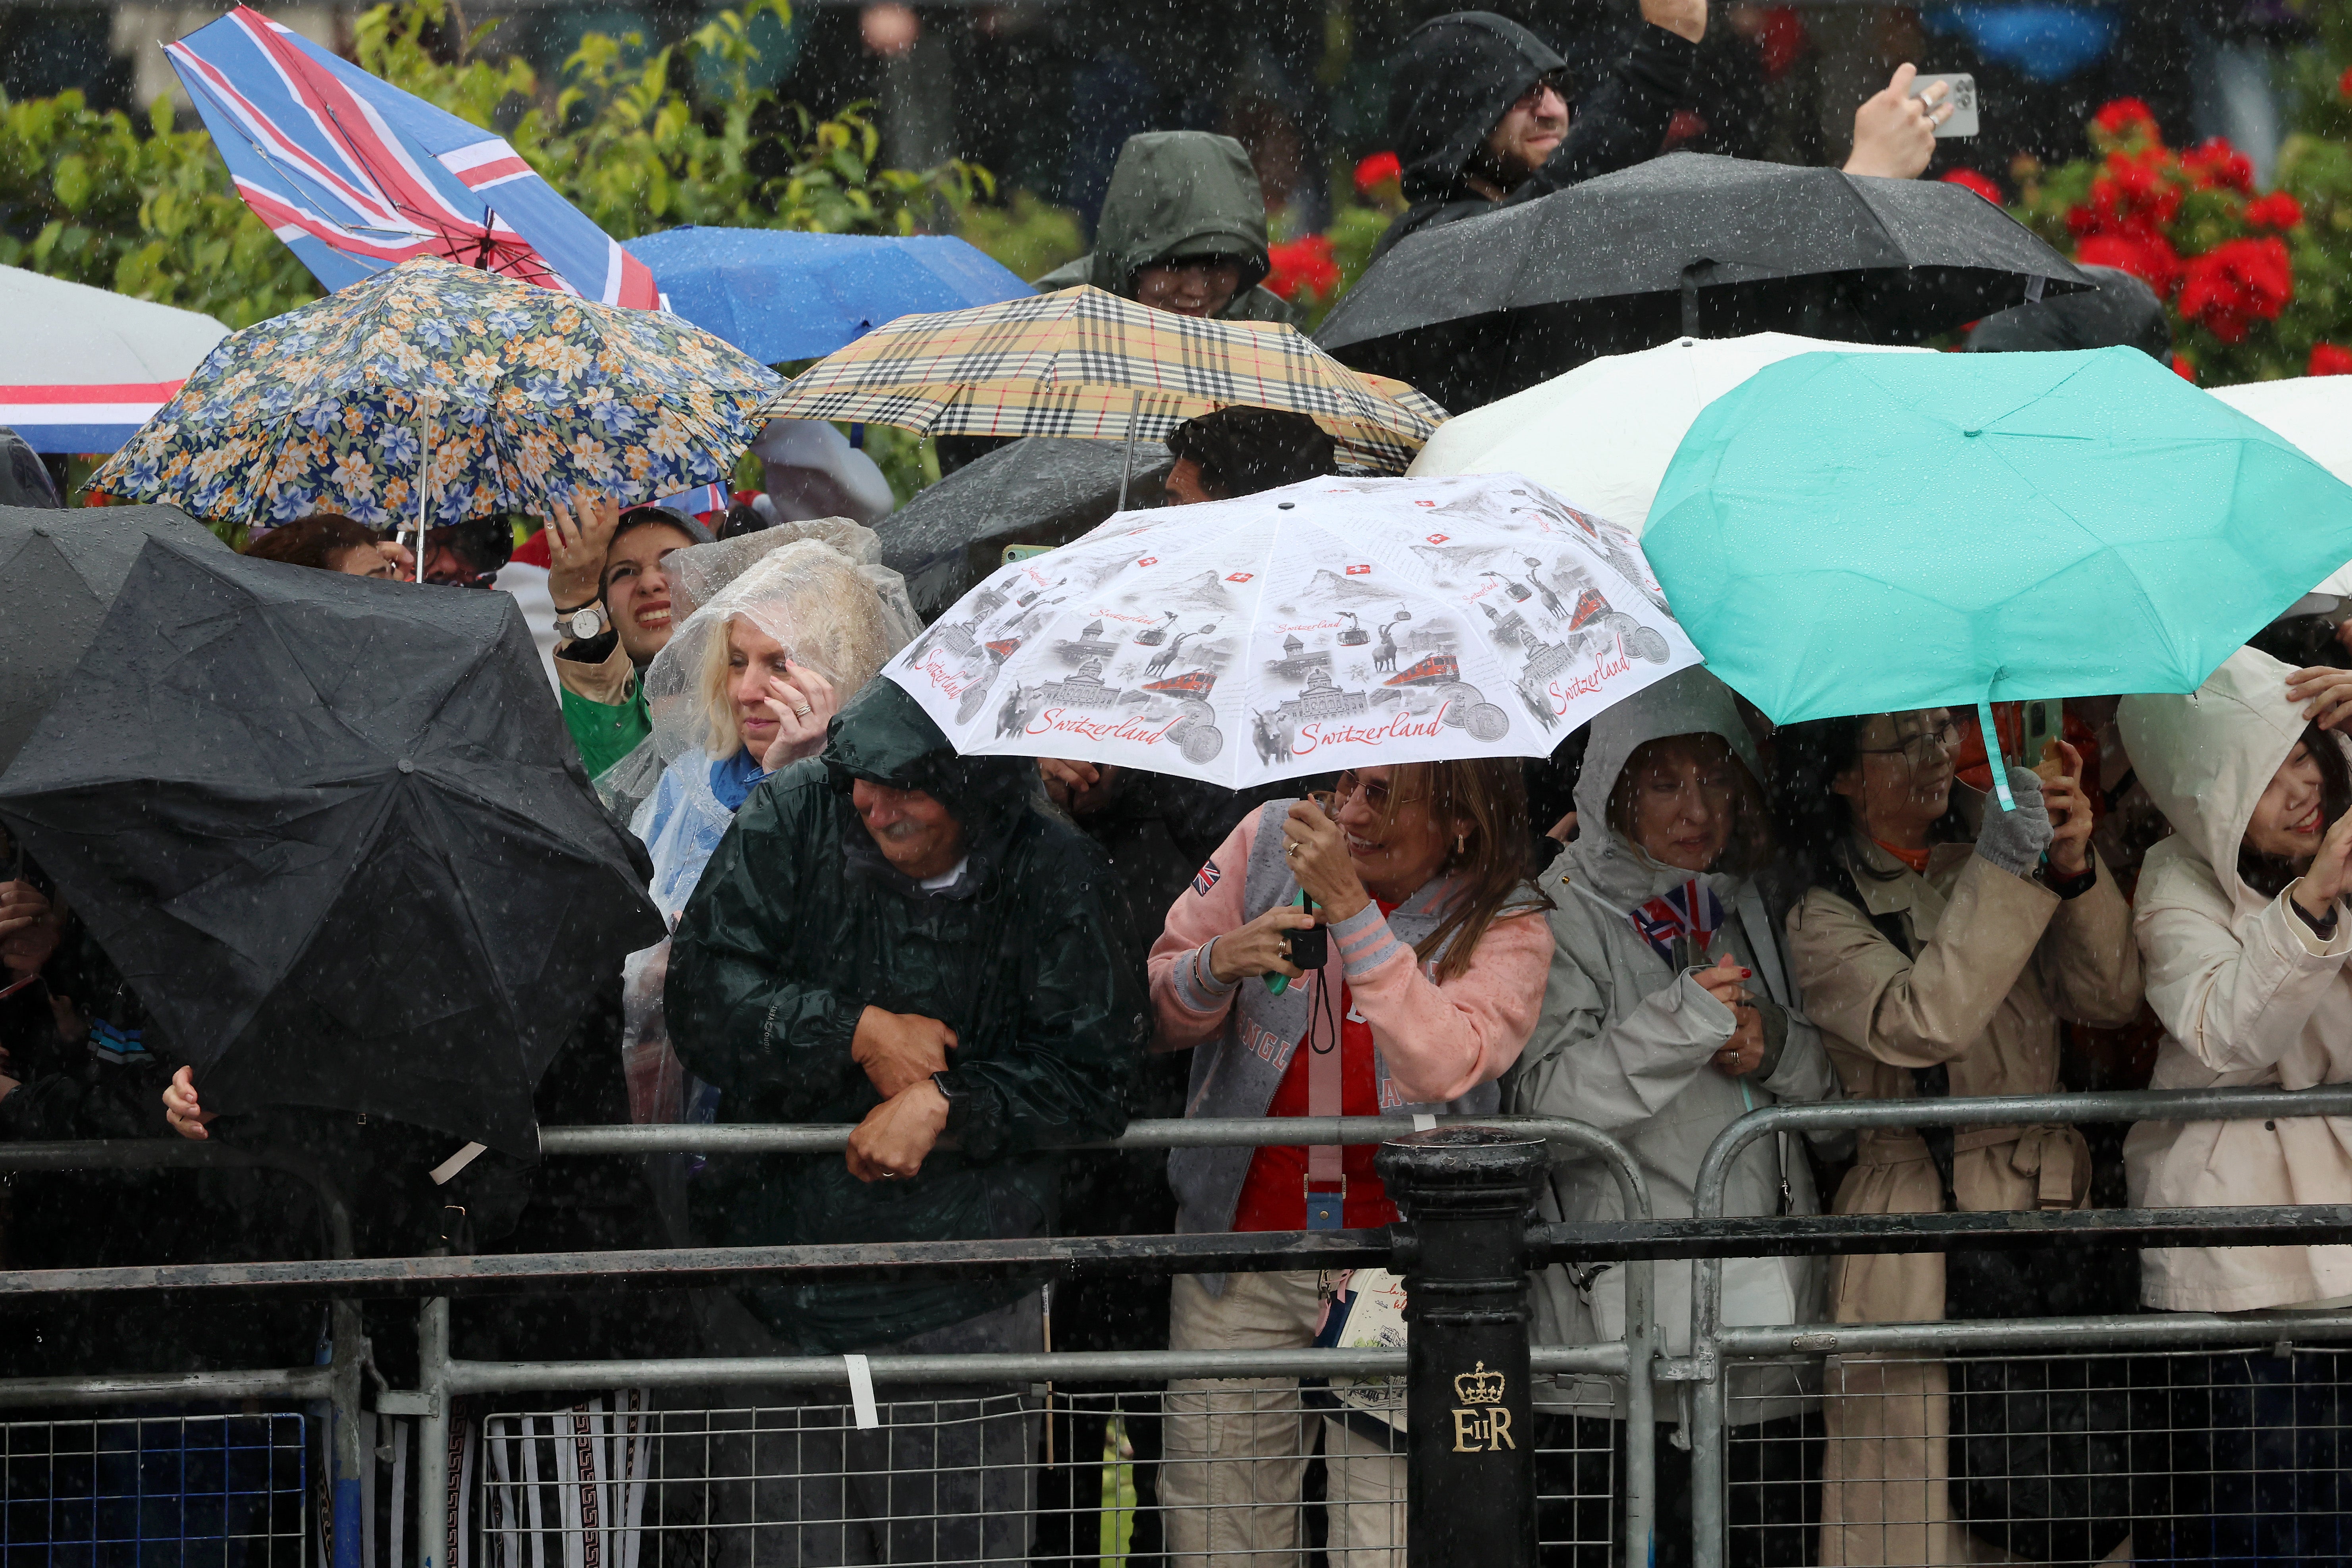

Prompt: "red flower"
[1941,168,2002,203]
[2340,65,2352,100]
[2172,354,2198,383]
[1353,151,1402,200]
[2178,236,2292,343]
[2091,98,2162,149]
[2181,137,2256,193]
[2074,149,2180,240]
[2311,343,2352,377]
[2244,191,2303,229]
[1264,234,1342,303]
[2076,231,2185,298]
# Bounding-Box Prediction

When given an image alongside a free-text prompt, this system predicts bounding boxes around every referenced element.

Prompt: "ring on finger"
[792,704,812,718]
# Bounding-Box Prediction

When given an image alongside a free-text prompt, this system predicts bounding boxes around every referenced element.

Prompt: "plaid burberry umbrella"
[758,286,1448,473]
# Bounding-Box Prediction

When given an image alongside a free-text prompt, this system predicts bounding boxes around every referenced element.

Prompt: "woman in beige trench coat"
[1776,708,2143,1567]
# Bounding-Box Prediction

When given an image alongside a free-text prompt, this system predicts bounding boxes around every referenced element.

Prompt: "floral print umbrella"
[92,255,781,533]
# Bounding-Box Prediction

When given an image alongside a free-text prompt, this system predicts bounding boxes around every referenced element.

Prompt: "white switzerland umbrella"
[885,472,1702,787]
[1407,332,1930,534]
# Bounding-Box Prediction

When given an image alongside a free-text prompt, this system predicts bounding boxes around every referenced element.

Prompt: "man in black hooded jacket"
[665,679,1146,1559]
[1376,7,1950,260]
[1375,4,1705,258]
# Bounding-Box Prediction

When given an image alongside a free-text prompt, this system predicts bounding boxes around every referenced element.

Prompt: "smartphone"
[1001,543,1055,566]
[1911,72,1980,139]
[2021,699,2059,773]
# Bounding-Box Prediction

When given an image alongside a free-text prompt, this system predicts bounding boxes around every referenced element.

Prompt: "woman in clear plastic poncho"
[623,535,918,1125]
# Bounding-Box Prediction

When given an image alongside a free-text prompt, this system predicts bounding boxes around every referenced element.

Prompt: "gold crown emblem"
[1453,1362,1506,1406]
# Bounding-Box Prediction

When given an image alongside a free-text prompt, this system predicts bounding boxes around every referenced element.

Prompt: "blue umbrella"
[623,228,1032,364]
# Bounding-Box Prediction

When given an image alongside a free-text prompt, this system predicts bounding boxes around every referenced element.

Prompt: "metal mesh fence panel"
[1726,1344,2352,1567]
[0,1411,307,1565]
[474,1377,1625,1566]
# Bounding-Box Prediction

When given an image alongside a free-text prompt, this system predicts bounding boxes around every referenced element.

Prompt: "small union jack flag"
[1192,858,1222,897]
[1630,879,1724,965]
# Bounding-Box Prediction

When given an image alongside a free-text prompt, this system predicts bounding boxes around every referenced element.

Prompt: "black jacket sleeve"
[937,834,1147,1161]
[665,777,868,1120]
[1506,25,1697,204]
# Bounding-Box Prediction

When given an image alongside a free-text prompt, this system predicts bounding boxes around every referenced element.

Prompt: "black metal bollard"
[1378,1126,1548,1568]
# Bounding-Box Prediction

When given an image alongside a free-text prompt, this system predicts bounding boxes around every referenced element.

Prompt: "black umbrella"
[0,503,227,774]
[1317,152,2093,412]
[878,436,1173,621]
[0,538,663,1155]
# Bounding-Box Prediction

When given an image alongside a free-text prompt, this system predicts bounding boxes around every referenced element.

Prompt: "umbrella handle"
[1977,697,2016,813]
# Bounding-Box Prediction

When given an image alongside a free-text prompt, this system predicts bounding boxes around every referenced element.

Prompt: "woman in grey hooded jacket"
[1506,667,1841,1566]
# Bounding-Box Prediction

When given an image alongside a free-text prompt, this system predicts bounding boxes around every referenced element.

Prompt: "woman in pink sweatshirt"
[1145,759,1554,1564]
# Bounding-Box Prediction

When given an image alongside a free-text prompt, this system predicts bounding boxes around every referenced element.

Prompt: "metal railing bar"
[1716,1307,2352,1358]
[0,1226,1396,1303]
[1529,1202,2352,1261]
[536,1112,1635,1156]
[440,1342,1626,1397]
[0,1365,334,1409]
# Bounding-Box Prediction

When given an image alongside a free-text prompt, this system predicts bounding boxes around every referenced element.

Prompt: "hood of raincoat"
[1568,666,1763,905]
[1070,132,1272,295]
[0,428,59,509]
[2119,646,2331,917]
[1388,12,1567,203]
[825,678,1038,845]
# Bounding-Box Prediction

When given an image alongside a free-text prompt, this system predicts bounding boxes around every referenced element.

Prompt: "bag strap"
[1824,855,1961,1216]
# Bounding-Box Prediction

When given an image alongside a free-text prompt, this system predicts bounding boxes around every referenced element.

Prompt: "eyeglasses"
[1856,716,1963,766]
[1328,770,1425,815]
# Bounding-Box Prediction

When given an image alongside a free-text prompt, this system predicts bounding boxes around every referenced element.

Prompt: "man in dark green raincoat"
[1033,130,1301,326]
[665,678,1145,1557]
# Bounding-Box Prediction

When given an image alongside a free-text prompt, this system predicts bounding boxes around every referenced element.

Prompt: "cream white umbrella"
[2212,377,2352,594]
[1407,332,1929,533]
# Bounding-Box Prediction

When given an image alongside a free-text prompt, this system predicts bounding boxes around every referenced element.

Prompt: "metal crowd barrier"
[1683,1083,2352,1568]
[7,1092,2352,1565]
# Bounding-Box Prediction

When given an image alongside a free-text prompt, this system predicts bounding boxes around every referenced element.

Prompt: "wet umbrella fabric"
[887,471,1700,788]
[1317,152,2090,413]
[762,285,1446,473]
[0,503,226,774]
[0,538,663,1155]
[89,255,779,536]
[1407,332,1929,533]
[1643,347,2352,731]
[877,436,1174,620]
[622,228,1032,364]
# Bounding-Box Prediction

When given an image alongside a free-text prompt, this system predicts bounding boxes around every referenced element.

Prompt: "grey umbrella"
[1317,152,2092,413]
[878,436,1173,621]
[0,503,227,773]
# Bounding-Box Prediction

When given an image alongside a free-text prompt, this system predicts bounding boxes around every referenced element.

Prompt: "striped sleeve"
[1330,900,1409,980]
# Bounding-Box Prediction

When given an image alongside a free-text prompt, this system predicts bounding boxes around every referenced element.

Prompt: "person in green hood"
[1033,130,1301,326]
[663,677,1146,1557]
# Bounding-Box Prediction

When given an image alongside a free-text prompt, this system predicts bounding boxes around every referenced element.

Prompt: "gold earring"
[1456,832,1467,856]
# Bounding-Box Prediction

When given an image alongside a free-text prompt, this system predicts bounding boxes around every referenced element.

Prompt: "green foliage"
[0,0,990,335]
[953,189,1085,287]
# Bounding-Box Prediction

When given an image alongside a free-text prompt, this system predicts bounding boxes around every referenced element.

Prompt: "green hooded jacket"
[665,680,1147,1350]
[1034,131,1303,327]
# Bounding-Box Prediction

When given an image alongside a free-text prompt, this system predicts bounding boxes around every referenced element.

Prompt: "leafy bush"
[2011,97,2352,384]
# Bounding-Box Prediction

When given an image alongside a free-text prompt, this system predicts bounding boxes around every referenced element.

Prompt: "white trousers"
[1161,1269,1406,1566]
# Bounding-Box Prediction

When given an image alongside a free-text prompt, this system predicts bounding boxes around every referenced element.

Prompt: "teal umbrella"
[1644,346,2352,807]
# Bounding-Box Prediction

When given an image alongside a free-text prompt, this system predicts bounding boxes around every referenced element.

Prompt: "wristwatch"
[930,1070,966,1114]
[554,599,607,641]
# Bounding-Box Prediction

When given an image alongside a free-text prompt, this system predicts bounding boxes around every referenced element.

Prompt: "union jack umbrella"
[761,286,1450,476]
[0,265,227,453]
[165,6,657,308]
